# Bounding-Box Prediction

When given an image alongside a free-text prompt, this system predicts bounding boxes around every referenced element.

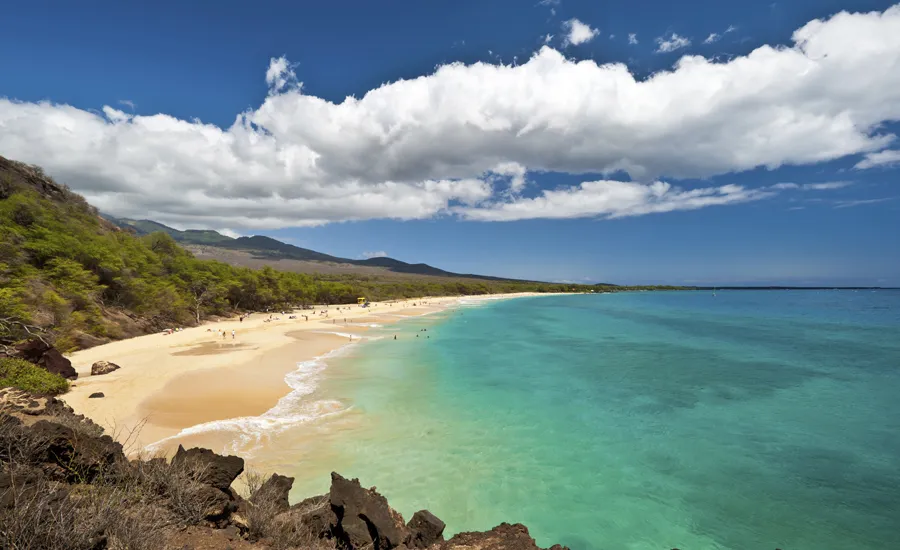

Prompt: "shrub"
[0,357,69,395]
[0,465,169,550]
[240,470,332,550]
[121,453,224,526]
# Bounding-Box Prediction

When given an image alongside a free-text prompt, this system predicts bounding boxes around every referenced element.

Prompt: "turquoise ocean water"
[260,291,900,549]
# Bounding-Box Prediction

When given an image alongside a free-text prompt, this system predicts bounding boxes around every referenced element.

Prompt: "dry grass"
[117,452,226,526]
[0,416,229,549]
[0,410,343,550]
[0,465,168,550]
[0,415,47,467]
[241,470,279,541]
[239,470,334,550]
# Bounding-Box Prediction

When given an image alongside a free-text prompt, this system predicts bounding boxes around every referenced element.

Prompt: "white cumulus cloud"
[563,19,600,46]
[628,33,638,44]
[265,56,297,92]
[855,149,900,168]
[656,32,692,53]
[458,181,772,221]
[1,5,900,230]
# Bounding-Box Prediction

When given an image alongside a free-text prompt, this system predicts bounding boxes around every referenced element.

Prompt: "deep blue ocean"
[275,291,900,549]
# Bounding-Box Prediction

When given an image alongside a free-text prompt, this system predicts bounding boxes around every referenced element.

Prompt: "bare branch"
[0,317,48,346]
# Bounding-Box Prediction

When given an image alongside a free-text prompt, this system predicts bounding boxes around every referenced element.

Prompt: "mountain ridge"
[102,215,526,281]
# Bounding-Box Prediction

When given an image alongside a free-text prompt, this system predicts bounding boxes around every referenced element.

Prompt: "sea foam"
[146,343,356,456]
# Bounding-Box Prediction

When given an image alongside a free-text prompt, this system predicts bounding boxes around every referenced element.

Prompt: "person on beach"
[232,330,235,339]
[222,330,226,340]
[394,335,397,340]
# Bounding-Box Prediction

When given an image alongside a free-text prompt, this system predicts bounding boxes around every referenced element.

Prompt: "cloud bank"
[1,5,899,229]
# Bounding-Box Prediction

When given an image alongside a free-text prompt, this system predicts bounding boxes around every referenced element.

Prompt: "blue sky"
[1,0,898,285]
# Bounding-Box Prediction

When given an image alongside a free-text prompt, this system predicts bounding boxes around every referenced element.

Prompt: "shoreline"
[62,292,558,453]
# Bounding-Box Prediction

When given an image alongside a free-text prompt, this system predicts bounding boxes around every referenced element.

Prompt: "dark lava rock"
[198,484,234,521]
[330,472,409,549]
[433,523,570,550]
[0,466,69,509]
[406,510,445,548]
[172,445,244,492]
[251,472,294,513]
[30,420,124,482]
[277,494,335,540]
[12,339,77,380]
[91,361,121,376]
[88,392,105,398]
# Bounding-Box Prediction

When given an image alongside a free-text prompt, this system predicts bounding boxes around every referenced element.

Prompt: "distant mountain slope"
[101,215,234,246]
[105,216,519,281]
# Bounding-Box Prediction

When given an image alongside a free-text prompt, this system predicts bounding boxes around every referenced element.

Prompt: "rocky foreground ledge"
[0,389,569,550]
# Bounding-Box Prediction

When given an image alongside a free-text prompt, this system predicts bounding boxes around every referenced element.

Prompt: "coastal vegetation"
[0,357,69,395]
[0,156,618,354]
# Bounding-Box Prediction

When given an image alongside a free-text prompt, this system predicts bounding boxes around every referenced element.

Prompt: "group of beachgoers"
[391,328,430,340]
[161,299,440,340]
[206,327,236,340]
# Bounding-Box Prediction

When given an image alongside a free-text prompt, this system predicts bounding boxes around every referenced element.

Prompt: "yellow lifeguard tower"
[357,297,367,306]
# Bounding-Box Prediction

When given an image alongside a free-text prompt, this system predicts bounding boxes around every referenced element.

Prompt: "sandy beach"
[62,293,548,453]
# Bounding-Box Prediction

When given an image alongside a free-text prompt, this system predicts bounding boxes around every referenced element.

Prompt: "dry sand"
[63,294,550,452]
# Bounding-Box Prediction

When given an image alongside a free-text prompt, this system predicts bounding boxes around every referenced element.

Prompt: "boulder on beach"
[88,392,105,398]
[10,338,77,380]
[90,360,121,376]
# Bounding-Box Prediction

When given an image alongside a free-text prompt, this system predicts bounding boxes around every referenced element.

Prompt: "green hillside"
[0,155,595,352]
[101,215,234,246]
